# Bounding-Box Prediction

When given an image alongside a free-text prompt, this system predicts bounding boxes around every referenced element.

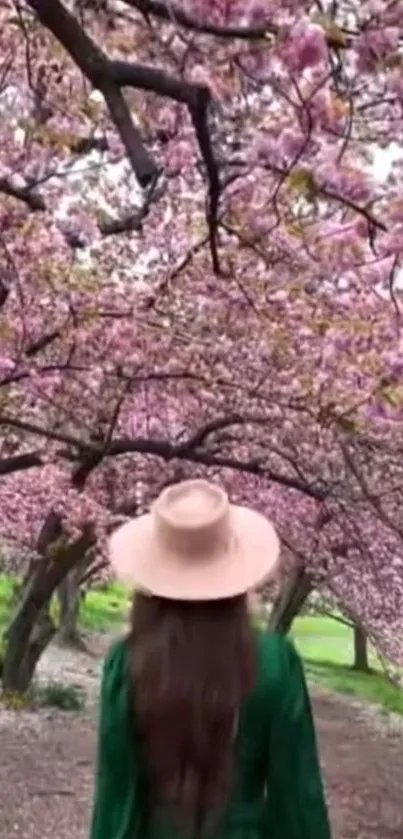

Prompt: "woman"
[90,479,331,839]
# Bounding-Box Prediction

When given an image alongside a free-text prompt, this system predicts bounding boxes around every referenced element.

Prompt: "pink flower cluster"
[280,19,328,73]
[0,0,403,664]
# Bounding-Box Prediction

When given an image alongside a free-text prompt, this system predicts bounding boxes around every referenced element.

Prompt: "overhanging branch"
[26,0,158,187]
[121,0,351,50]
[0,452,43,475]
[0,177,46,211]
[121,0,278,39]
[0,412,327,500]
[109,60,205,106]
[26,0,221,267]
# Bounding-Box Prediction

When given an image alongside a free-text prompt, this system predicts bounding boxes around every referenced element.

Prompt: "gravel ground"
[0,636,402,839]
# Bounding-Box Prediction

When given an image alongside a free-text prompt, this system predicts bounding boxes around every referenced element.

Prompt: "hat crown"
[110,478,280,599]
[153,479,230,559]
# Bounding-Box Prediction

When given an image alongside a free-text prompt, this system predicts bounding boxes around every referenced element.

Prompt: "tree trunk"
[2,576,57,694]
[2,517,93,695]
[353,624,371,673]
[2,603,56,694]
[57,566,82,647]
[268,566,313,635]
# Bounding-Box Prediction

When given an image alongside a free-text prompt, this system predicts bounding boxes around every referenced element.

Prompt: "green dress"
[90,630,331,839]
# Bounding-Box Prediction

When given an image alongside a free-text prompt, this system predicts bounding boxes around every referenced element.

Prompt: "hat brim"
[109,505,280,600]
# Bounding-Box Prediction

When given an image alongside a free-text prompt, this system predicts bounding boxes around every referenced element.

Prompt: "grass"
[0,573,130,640]
[32,681,86,711]
[0,574,18,638]
[303,658,403,715]
[0,573,402,715]
[2,681,86,712]
[291,615,403,715]
[292,614,376,665]
[79,581,130,632]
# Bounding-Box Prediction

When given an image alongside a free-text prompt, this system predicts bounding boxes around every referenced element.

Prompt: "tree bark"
[4,604,57,694]
[268,566,313,635]
[2,517,93,694]
[57,565,83,647]
[353,624,371,673]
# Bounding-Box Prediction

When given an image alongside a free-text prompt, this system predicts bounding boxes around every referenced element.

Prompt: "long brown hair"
[128,593,256,836]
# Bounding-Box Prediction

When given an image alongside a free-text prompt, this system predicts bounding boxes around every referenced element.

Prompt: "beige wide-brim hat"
[109,479,280,600]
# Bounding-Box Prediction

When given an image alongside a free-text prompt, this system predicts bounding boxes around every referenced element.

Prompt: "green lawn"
[291,613,378,667]
[0,574,16,638]
[80,581,131,632]
[1,574,402,714]
[291,615,403,715]
[0,574,131,639]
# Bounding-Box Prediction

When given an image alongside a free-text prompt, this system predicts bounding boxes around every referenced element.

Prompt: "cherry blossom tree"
[1,0,403,690]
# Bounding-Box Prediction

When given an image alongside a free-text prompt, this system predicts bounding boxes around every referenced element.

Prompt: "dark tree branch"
[109,60,205,106]
[227,157,387,234]
[0,452,43,475]
[36,509,63,554]
[0,279,9,307]
[25,0,221,267]
[102,84,160,187]
[98,209,146,236]
[69,135,108,155]
[121,0,351,50]
[0,412,328,500]
[0,416,87,450]
[121,0,278,39]
[26,0,158,187]
[98,169,164,235]
[0,171,151,239]
[109,62,220,268]
[0,177,46,211]
[179,413,250,451]
[188,92,221,273]
[262,161,387,233]
[25,330,61,357]
[80,557,108,588]
[314,608,355,630]
[339,440,403,541]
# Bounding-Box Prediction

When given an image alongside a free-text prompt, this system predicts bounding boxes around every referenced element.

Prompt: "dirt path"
[0,638,402,839]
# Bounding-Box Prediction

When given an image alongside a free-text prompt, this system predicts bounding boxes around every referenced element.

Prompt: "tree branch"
[0,452,43,475]
[0,413,328,500]
[109,60,204,106]
[121,0,351,50]
[0,171,152,239]
[310,606,355,630]
[108,62,220,268]
[188,91,221,273]
[26,0,158,187]
[25,0,221,267]
[0,177,46,211]
[229,157,387,234]
[121,0,278,40]
[103,84,160,188]
[98,208,146,236]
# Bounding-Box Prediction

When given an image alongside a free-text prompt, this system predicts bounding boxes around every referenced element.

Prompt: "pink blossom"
[388,69,403,102]
[165,140,195,176]
[280,20,328,73]
[278,128,306,160]
[356,27,400,73]
[1,0,403,666]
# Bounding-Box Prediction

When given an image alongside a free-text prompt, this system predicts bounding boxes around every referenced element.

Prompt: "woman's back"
[92,480,331,838]
[90,628,331,839]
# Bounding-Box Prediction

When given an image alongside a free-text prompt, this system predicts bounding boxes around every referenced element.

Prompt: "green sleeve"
[90,640,144,839]
[265,638,332,839]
